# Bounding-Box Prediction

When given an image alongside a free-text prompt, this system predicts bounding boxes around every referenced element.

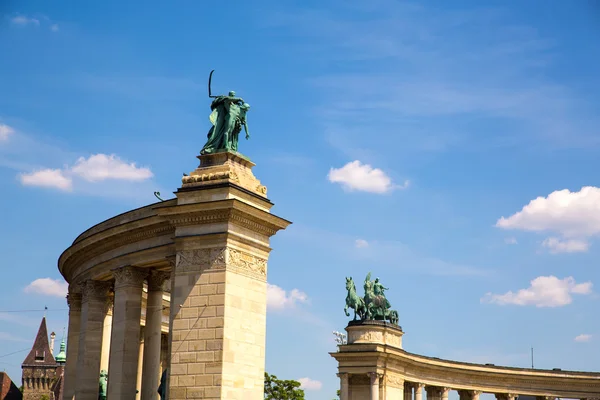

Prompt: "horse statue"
[344,277,368,321]
[363,272,399,325]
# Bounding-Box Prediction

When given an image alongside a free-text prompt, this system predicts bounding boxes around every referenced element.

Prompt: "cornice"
[59,221,174,281]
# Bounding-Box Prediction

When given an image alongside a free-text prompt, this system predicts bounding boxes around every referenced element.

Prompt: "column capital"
[81,280,111,303]
[368,372,382,383]
[66,292,82,312]
[104,293,114,316]
[147,270,170,291]
[336,372,349,379]
[112,266,147,289]
[414,383,426,391]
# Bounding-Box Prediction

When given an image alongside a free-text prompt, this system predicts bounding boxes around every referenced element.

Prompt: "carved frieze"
[227,248,267,279]
[181,170,240,185]
[348,329,383,344]
[112,266,146,289]
[175,247,267,279]
[386,374,404,388]
[176,248,227,273]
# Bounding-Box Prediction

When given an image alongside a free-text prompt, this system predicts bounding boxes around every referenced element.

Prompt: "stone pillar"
[63,287,81,400]
[136,328,144,400]
[369,373,380,400]
[497,394,518,400]
[404,382,412,400]
[338,373,349,400]
[414,383,425,400]
[107,266,146,400]
[427,386,443,400]
[160,151,290,400]
[442,387,451,400]
[100,293,114,372]
[142,271,169,400]
[460,390,482,400]
[75,280,111,400]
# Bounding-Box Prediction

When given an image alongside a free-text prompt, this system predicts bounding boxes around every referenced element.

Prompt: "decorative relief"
[176,248,226,273]
[182,170,240,185]
[349,329,384,344]
[227,248,267,278]
[386,333,402,348]
[112,266,147,289]
[256,184,267,195]
[147,270,170,291]
[385,374,404,387]
[66,292,82,312]
[81,280,111,303]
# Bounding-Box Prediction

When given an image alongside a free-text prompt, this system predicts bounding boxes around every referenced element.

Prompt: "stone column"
[427,386,443,400]
[75,280,111,400]
[414,383,425,400]
[63,287,82,400]
[369,373,380,400]
[497,394,518,400]
[460,390,482,400]
[100,293,114,372]
[337,373,349,400]
[404,382,413,400]
[136,328,144,400]
[107,266,146,400]
[442,387,451,400]
[141,271,169,400]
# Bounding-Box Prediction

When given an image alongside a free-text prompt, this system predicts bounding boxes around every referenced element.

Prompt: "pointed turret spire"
[22,317,57,366]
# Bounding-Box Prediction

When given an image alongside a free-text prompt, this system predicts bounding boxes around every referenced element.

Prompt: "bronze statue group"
[344,272,399,325]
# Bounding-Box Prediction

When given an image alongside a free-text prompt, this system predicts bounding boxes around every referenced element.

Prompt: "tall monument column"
[63,286,82,400]
[159,151,290,400]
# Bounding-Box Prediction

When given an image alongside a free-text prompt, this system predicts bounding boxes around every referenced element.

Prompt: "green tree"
[332,389,340,399]
[264,372,305,400]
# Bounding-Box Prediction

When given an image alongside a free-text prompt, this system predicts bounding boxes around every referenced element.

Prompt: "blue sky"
[1,0,600,399]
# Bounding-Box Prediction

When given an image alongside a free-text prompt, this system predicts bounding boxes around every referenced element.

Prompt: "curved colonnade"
[331,322,600,400]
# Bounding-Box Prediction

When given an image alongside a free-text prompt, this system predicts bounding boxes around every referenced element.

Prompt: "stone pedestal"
[158,151,290,400]
[346,320,404,349]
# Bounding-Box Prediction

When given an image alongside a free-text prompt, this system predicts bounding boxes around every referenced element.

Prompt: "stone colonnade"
[338,373,570,400]
[63,267,169,400]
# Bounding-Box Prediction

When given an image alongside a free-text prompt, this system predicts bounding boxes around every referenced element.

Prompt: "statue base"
[180,151,268,199]
[346,320,404,349]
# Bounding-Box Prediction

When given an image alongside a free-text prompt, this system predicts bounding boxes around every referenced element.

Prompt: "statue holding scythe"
[200,70,251,155]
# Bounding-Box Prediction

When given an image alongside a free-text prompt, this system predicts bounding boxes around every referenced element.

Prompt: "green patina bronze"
[344,272,399,325]
[98,370,108,400]
[200,70,250,155]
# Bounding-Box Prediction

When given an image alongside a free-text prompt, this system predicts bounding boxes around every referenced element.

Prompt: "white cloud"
[19,169,73,191]
[11,15,40,26]
[70,154,153,182]
[50,24,59,32]
[328,160,403,194]
[542,237,589,254]
[267,284,308,311]
[504,237,518,245]
[496,187,600,238]
[0,124,15,141]
[18,153,153,192]
[24,278,68,298]
[574,334,592,343]
[297,378,322,391]
[481,276,593,307]
[355,239,369,248]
